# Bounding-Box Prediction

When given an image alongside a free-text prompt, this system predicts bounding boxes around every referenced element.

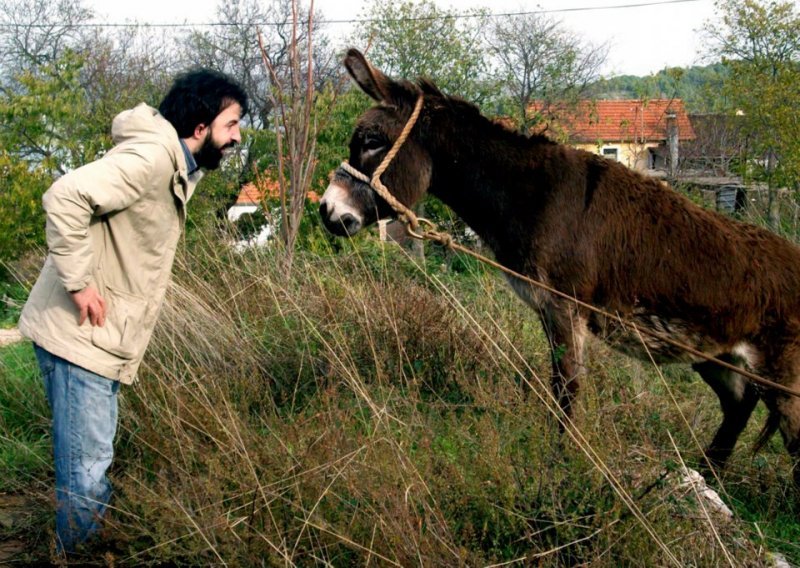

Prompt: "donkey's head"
[319,49,433,236]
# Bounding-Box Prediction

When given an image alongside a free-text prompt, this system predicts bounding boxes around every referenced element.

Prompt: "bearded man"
[18,68,248,555]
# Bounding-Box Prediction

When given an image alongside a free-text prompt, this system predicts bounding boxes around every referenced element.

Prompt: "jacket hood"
[111,103,184,167]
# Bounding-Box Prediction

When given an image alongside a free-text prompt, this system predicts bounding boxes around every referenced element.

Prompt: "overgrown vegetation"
[2,231,799,565]
[3,0,800,564]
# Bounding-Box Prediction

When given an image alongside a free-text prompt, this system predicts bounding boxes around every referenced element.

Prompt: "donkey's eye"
[362,136,385,152]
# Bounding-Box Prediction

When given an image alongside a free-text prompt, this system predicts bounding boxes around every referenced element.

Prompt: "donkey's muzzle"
[319,201,362,236]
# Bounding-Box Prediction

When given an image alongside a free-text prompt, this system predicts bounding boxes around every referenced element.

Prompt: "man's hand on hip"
[70,287,106,327]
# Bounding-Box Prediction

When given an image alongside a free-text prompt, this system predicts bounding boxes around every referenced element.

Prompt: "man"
[18,68,248,554]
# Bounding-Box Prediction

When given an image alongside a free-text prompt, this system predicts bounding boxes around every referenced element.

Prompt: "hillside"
[590,63,729,113]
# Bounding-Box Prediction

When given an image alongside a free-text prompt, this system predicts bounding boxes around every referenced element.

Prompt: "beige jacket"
[19,104,201,384]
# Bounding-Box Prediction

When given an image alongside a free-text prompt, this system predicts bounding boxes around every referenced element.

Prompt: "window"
[602,148,618,161]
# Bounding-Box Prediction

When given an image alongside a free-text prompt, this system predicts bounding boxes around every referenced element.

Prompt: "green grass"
[2,230,800,565]
[0,341,50,492]
[0,279,27,328]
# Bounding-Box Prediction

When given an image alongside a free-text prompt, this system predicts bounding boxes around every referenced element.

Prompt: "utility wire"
[0,0,704,29]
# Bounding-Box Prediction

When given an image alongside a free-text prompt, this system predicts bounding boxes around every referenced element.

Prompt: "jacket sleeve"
[42,145,160,292]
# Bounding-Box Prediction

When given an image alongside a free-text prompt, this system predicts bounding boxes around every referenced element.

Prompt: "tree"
[186,0,336,129]
[357,0,491,104]
[0,0,175,266]
[0,50,105,176]
[257,0,327,269]
[0,0,93,79]
[704,0,800,227]
[489,12,608,133]
[0,152,50,267]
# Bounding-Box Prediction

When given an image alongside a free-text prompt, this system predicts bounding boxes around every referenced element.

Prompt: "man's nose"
[231,125,241,144]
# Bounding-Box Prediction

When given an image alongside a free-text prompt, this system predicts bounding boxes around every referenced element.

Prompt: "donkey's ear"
[344,48,389,102]
[344,48,421,108]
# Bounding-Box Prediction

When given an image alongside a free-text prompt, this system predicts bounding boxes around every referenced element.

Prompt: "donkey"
[320,49,800,484]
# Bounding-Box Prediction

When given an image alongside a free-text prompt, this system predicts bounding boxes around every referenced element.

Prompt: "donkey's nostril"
[340,213,361,235]
[319,201,329,218]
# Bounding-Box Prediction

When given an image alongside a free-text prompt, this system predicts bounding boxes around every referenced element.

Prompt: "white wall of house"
[227,204,258,222]
[575,141,662,171]
[227,203,274,251]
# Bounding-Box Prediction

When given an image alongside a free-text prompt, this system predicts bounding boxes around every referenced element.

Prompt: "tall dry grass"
[13,227,799,565]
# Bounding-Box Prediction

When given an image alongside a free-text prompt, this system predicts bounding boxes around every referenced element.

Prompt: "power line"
[0,0,704,29]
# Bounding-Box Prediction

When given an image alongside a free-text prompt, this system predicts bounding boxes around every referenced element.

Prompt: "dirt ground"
[0,494,37,564]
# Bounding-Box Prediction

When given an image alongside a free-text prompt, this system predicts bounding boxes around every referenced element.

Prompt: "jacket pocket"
[91,286,148,359]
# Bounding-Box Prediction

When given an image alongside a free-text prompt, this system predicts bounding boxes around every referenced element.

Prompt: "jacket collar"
[179,139,199,175]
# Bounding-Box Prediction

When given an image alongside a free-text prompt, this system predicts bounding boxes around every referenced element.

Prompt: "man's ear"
[192,123,208,141]
[343,48,417,106]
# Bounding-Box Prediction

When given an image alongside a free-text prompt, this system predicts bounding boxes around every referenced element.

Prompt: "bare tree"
[0,0,93,71]
[0,0,96,89]
[489,12,608,133]
[257,0,321,269]
[81,27,176,116]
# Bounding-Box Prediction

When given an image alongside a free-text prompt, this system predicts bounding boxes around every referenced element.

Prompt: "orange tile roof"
[235,173,320,205]
[236,182,269,204]
[533,99,695,143]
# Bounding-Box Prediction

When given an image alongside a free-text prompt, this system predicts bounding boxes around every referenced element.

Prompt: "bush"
[0,154,51,271]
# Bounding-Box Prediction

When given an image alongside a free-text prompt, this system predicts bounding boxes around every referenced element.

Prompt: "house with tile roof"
[227,172,321,249]
[227,182,269,222]
[227,174,320,222]
[533,99,696,173]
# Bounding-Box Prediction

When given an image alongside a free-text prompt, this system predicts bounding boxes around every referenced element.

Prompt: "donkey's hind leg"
[761,345,800,488]
[693,354,760,471]
[540,303,589,422]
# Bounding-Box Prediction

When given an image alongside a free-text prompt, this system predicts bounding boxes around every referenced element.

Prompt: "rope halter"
[339,95,425,233]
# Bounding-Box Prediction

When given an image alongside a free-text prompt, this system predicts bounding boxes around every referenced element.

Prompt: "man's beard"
[195,130,233,170]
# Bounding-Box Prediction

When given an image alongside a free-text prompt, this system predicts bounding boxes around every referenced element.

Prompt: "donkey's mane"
[416,77,556,148]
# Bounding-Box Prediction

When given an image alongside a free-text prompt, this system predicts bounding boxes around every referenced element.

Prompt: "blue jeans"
[34,345,119,553]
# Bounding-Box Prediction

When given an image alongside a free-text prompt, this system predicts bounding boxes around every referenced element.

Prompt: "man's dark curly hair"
[159,68,249,137]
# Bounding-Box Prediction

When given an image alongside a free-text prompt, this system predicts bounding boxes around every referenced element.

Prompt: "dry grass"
[4,230,798,565]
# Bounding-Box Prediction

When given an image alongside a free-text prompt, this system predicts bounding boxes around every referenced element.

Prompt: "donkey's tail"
[753,410,780,455]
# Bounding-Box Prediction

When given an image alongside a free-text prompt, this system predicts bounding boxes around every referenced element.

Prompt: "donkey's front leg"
[540,304,589,420]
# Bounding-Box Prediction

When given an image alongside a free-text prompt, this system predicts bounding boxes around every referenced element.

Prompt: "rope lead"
[336,95,800,399]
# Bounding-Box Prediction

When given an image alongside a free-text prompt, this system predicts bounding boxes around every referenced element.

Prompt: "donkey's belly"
[505,274,724,364]
[588,312,723,364]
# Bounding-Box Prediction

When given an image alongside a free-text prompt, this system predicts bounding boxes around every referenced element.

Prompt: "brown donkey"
[320,49,800,484]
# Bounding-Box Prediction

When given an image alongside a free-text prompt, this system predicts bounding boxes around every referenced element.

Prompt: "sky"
[83,0,724,77]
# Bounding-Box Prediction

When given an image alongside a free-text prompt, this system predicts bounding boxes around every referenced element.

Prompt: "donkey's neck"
[422,107,554,266]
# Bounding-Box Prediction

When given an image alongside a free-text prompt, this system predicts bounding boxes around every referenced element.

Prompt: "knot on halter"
[399,211,420,231]
[434,232,454,249]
